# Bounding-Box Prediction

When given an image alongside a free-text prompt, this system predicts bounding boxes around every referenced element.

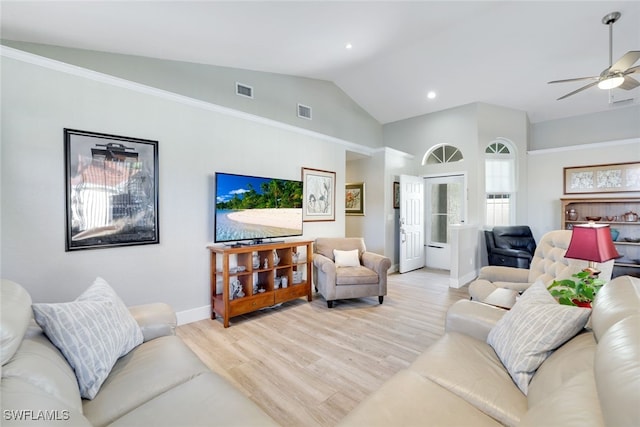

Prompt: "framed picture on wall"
[345,182,365,215]
[564,161,640,194]
[301,167,336,222]
[393,181,400,209]
[64,128,159,251]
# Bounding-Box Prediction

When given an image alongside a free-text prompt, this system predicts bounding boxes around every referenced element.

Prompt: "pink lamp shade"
[565,224,620,265]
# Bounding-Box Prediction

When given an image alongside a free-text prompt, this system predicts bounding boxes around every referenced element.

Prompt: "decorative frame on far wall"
[64,129,159,251]
[345,182,365,216]
[564,161,640,195]
[301,167,336,222]
[393,181,400,209]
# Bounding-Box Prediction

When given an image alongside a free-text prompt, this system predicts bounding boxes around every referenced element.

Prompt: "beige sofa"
[340,275,640,426]
[1,279,277,427]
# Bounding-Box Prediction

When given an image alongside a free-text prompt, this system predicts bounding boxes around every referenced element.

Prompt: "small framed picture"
[301,167,336,222]
[393,181,400,209]
[345,182,365,216]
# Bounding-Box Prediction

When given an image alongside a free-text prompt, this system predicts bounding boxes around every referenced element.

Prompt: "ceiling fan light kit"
[597,74,624,90]
[549,11,640,100]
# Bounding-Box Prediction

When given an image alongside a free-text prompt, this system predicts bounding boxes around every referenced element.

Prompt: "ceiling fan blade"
[548,76,598,84]
[619,76,640,90]
[610,51,640,72]
[624,65,640,75]
[556,81,599,100]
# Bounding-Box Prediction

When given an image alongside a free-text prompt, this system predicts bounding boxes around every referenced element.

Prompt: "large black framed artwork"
[64,129,159,251]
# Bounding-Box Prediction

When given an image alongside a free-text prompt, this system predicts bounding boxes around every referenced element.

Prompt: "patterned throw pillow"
[32,277,143,399]
[487,280,592,395]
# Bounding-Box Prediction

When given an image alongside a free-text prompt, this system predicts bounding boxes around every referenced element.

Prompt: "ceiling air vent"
[235,82,253,99]
[297,104,312,120]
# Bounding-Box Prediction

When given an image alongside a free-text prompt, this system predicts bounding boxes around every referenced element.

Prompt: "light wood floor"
[177,268,470,426]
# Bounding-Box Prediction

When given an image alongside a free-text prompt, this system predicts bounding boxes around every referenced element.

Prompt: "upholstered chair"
[469,229,614,303]
[485,225,537,269]
[313,237,391,308]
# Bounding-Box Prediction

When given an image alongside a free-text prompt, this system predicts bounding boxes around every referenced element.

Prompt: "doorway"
[398,174,425,273]
[424,174,466,270]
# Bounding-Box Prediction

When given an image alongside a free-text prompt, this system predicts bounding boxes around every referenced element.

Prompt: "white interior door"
[399,175,424,273]
[424,175,465,270]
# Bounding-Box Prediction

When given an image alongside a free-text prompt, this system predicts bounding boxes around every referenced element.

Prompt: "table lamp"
[565,223,620,276]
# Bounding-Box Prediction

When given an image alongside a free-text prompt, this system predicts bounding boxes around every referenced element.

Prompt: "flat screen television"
[214,172,303,244]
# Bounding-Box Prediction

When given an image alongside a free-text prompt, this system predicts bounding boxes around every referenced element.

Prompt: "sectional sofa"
[3,274,639,426]
[1,279,277,426]
[340,275,640,426]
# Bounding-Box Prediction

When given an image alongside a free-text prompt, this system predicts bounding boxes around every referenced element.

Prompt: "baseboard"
[449,270,477,289]
[176,305,211,326]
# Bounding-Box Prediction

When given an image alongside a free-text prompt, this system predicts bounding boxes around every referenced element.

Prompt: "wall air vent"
[297,104,312,120]
[235,82,253,99]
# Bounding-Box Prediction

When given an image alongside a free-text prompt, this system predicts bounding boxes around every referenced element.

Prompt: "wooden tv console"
[208,240,313,327]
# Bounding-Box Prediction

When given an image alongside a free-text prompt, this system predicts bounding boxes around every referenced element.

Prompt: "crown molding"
[527,137,640,155]
[1,45,376,157]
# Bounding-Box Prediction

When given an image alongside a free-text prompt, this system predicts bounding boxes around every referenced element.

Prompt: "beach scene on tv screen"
[215,174,303,242]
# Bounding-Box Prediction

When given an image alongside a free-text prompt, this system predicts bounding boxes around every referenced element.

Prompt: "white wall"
[345,152,386,255]
[450,224,479,288]
[383,103,477,164]
[477,103,530,224]
[526,138,640,241]
[343,147,417,268]
[3,41,383,149]
[1,55,346,320]
[383,104,479,233]
[3,45,638,317]
[381,103,530,270]
[531,106,640,150]
[384,148,415,268]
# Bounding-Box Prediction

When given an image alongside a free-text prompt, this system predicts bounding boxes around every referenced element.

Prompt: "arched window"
[485,138,516,226]
[422,144,463,165]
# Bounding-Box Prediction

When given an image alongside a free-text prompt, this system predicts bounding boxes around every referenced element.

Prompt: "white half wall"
[449,224,479,288]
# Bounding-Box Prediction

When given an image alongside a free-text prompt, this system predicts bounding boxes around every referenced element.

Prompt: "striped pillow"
[487,280,591,395]
[32,277,143,399]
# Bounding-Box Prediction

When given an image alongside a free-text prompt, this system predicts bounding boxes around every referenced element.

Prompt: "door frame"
[422,172,468,270]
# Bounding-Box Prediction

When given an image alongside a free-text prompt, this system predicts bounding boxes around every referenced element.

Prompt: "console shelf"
[561,197,640,278]
[208,240,313,327]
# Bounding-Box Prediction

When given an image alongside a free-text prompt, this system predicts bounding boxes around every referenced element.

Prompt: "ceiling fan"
[549,11,640,100]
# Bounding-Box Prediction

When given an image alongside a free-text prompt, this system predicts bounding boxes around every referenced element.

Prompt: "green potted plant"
[547,270,606,308]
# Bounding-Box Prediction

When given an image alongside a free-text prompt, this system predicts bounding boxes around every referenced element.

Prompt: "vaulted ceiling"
[2,1,639,124]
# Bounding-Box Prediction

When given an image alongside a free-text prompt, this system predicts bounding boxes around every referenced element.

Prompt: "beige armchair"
[313,237,391,308]
[469,229,614,304]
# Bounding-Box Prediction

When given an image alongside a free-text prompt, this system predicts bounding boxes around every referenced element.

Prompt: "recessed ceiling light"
[427,91,437,99]
[345,43,353,50]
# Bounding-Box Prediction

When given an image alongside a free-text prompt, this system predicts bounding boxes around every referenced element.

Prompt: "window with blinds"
[485,140,515,226]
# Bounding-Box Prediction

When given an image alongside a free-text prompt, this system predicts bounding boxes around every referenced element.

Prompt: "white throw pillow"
[32,277,143,399]
[333,249,361,267]
[487,280,591,395]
